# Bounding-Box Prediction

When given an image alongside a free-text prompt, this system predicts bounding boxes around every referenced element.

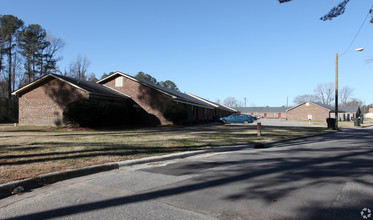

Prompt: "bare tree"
[293,94,319,105]
[236,100,244,107]
[87,72,98,82]
[339,86,354,106]
[314,83,334,105]
[44,33,65,75]
[223,97,239,108]
[68,55,90,80]
[344,98,363,107]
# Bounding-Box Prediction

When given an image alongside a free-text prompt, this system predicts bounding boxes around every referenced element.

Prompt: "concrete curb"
[0,130,335,200]
[0,145,256,199]
[0,163,119,199]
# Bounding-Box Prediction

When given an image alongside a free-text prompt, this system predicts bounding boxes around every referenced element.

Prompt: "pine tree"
[17,24,48,83]
[0,15,24,99]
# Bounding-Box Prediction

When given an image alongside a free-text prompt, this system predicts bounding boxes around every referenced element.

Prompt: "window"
[115,76,123,87]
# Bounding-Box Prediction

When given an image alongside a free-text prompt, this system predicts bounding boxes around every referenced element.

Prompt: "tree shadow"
[0,143,228,166]
[42,77,86,109]
[3,128,373,219]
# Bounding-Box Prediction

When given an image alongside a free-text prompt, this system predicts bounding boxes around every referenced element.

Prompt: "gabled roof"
[98,71,214,108]
[286,102,359,113]
[286,102,333,112]
[235,106,288,113]
[314,103,335,111]
[12,74,130,100]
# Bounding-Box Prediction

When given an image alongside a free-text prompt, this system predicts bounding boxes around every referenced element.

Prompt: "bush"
[0,99,18,123]
[63,99,129,127]
[163,103,188,125]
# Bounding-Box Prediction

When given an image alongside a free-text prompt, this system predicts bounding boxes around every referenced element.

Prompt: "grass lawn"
[0,123,329,184]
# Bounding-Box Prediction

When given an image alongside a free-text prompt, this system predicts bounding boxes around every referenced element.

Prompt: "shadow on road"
[4,128,373,220]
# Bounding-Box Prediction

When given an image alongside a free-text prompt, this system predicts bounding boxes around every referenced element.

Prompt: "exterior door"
[278,113,281,119]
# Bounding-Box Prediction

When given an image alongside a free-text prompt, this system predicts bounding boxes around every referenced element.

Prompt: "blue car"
[220,113,254,125]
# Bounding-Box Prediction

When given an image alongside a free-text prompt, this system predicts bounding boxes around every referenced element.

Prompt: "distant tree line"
[134,72,180,91]
[0,15,65,100]
[293,82,363,107]
[218,82,369,110]
[0,14,96,122]
[0,14,68,122]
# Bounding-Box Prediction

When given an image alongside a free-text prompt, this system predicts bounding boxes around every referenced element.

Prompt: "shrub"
[163,103,188,125]
[0,99,18,123]
[63,99,129,127]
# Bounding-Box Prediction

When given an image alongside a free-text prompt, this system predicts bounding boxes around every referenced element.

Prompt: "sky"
[2,0,373,107]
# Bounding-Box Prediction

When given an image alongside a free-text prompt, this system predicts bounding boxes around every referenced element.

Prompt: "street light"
[335,48,364,130]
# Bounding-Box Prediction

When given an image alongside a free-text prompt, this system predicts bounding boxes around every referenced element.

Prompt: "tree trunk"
[7,37,12,101]
[12,52,17,93]
[0,41,3,83]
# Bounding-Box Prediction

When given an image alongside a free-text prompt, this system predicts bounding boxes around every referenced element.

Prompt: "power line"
[342,1,373,55]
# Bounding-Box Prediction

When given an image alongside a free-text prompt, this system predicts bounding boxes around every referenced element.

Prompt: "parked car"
[220,113,254,125]
[251,115,258,120]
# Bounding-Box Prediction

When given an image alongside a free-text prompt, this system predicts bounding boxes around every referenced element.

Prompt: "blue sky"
[2,0,373,106]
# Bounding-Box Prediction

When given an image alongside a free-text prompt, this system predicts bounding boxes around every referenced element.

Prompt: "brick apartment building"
[12,72,236,126]
[12,74,130,126]
[235,107,288,119]
[97,72,236,125]
[287,101,360,121]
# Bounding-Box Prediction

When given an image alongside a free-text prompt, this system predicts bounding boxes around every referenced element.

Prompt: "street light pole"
[335,48,364,130]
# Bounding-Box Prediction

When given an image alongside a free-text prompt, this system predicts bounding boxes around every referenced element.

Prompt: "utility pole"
[244,98,247,107]
[286,96,288,120]
[335,48,363,130]
[335,53,339,130]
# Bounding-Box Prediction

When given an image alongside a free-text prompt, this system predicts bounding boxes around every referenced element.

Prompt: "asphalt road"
[1,127,372,220]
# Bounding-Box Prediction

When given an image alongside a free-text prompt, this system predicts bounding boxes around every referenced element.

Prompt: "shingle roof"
[98,72,215,108]
[339,106,360,113]
[12,74,130,100]
[186,93,238,112]
[55,74,130,99]
[314,103,335,111]
[287,102,359,113]
[235,107,289,113]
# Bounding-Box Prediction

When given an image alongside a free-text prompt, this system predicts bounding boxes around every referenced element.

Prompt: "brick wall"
[18,78,88,126]
[184,104,195,123]
[287,102,330,121]
[103,76,173,125]
[242,111,286,119]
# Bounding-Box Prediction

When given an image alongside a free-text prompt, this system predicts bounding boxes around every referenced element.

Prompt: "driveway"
[1,127,372,219]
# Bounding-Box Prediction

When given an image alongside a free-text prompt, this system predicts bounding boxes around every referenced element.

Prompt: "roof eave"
[186,93,219,108]
[97,71,175,99]
[173,98,214,109]
[12,74,90,96]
